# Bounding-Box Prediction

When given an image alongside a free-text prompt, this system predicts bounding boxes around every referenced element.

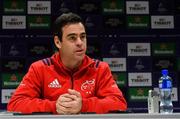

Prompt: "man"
[7,12,127,114]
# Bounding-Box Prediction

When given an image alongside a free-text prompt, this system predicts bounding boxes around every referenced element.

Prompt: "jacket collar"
[51,52,94,74]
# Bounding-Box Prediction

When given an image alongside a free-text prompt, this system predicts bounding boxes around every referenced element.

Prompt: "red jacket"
[7,52,127,114]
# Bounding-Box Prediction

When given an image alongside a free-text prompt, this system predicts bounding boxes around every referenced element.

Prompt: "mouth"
[75,49,84,55]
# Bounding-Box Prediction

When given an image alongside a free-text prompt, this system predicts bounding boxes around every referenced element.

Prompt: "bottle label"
[162,80,171,88]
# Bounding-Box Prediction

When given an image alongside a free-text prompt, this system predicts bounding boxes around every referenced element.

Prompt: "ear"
[54,36,61,49]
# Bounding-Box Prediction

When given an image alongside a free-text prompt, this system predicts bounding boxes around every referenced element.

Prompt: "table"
[0,113,180,119]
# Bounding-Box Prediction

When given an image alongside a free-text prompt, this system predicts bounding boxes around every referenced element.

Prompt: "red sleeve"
[81,62,127,114]
[7,63,57,114]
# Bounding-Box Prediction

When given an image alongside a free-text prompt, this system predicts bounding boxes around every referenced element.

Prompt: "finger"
[60,96,73,102]
[60,101,75,108]
[61,93,78,100]
[56,101,65,114]
[56,102,71,114]
[68,89,81,98]
[57,105,70,114]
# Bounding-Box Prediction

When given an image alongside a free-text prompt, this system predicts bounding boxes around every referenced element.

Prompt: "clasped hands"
[56,89,82,114]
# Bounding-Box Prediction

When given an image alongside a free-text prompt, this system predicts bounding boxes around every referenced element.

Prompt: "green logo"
[128,88,150,101]
[3,0,26,13]
[112,72,126,87]
[102,0,124,14]
[2,73,24,88]
[28,16,51,29]
[152,43,175,56]
[127,16,149,29]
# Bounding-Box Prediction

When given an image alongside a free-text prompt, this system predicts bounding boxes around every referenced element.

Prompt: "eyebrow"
[67,32,86,37]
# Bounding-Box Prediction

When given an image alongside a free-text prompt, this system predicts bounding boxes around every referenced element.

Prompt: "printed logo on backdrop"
[77,1,101,14]
[85,16,95,28]
[103,15,125,29]
[1,58,25,72]
[102,42,126,57]
[153,57,176,71]
[2,73,24,88]
[2,43,27,57]
[128,72,152,86]
[127,43,151,56]
[28,43,52,57]
[157,2,167,13]
[53,1,70,14]
[28,1,51,14]
[102,0,124,14]
[175,0,180,14]
[112,72,126,87]
[86,40,101,59]
[178,58,180,71]
[152,42,175,56]
[83,15,102,29]
[128,88,150,101]
[150,0,173,14]
[0,43,1,57]
[28,16,51,29]
[103,58,126,71]
[154,87,178,101]
[1,89,15,104]
[3,0,26,14]
[151,16,174,29]
[2,16,26,29]
[126,1,149,14]
[127,16,149,29]
[127,57,152,71]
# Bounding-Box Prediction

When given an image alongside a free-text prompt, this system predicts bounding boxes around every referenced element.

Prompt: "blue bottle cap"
[161,69,168,76]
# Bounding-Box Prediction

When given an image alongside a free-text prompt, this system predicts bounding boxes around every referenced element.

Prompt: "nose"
[76,37,83,46]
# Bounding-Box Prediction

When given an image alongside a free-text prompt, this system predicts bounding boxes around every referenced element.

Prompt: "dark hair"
[53,12,84,42]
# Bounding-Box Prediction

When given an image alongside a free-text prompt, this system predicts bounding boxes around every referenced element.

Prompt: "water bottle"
[159,69,173,114]
[148,90,159,113]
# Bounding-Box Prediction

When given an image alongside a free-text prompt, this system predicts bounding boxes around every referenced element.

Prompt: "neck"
[61,56,82,71]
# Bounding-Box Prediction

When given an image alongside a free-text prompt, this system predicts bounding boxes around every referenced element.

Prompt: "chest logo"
[81,79,95,94]
[48,79,61,88]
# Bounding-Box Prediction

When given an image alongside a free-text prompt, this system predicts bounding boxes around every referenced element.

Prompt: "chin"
[75,54,85,61]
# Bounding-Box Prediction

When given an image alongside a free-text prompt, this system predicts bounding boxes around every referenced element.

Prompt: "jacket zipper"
[71,75,74,89]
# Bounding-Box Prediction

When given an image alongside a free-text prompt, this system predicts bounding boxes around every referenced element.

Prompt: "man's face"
[60,23,87,62]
